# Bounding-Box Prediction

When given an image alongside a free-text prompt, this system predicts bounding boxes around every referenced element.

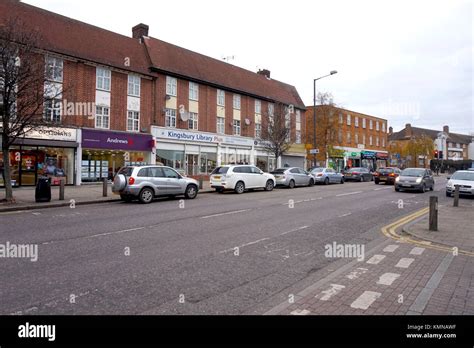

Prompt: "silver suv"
[112,165,199,203]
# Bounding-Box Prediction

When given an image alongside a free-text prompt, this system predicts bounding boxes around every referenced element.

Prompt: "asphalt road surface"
[0,178,452,315]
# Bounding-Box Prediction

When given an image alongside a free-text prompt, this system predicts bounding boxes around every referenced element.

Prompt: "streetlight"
[313,70,338,167]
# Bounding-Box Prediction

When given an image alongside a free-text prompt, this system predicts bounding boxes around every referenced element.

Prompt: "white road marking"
[346,267,368,280]
[280,225,309,236]
[383,245,399,253]
[366,254,386,265]
[377,273,400,286]
[41,226,146,245]
[219,237,270,254]
[396,258,415,268]
[338,213,352,218]
[409,247,425,255]
[351,291,381,310]
[336,191,362,197]
[373,187,392,191]
[201,209,250,219]
[290,309,310,315]
[316,284,345,301]
[32,212,42,216]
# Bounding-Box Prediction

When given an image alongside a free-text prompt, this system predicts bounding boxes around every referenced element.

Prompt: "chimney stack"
[388,126,393,135]
[132,23,149,40]
[443,125,449,134]
[257,69,271,78]
[405,123,412,137]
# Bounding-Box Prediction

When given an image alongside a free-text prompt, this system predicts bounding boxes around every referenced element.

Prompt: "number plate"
[402,184,411,187]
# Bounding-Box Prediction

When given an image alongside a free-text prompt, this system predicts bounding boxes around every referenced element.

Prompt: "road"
[0,178,451,315]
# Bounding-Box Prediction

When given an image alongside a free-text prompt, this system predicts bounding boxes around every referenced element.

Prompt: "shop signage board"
[23,127,77,142]
[361,151,376,159]
[153,127,219,144]
[82,129,153,151]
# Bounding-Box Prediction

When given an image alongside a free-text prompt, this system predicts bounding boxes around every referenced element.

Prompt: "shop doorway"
[186,154,199,176]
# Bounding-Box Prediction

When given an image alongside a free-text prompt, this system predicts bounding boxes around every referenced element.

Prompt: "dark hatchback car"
[343,167,373,182]
[374,167,401,185]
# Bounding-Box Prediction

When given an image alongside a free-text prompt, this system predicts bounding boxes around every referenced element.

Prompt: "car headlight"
[395,177,400,182]
[446,181,453,188]
[416,178,422,183]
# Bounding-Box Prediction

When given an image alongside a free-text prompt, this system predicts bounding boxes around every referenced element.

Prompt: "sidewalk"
[403,199,474,253]
[0,181,214,212]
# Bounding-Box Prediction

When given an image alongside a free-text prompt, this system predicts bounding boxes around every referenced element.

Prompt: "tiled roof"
[144,37,305,109]
[1,0,305,109]
[389,126,473,144]
[0,0,152,75]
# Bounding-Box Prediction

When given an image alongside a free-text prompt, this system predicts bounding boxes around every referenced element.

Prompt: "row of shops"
[0,126,306,187]
[326,146,389,172]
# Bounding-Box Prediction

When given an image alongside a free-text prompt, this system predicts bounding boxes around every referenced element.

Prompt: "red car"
[374,167,401,185]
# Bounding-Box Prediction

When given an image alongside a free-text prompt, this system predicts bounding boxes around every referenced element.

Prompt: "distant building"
[388,124,473,170]
[305,106,389,172]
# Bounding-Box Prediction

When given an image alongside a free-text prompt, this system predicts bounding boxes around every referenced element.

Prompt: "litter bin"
[35,176,51,203]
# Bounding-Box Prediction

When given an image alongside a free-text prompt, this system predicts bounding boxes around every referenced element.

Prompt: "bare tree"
[257,101,292,167]
[306,92,341,167]
[1,18,52,203]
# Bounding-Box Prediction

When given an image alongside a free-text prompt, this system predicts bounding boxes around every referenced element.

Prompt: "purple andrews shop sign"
[81,129,154,151]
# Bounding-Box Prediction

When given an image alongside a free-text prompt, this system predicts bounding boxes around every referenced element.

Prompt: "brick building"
[388,124,473,169]
[0,0,306,187]
[305,106,389,172]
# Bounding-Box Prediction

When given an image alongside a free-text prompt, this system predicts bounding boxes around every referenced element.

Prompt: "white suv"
[210,165,276,194]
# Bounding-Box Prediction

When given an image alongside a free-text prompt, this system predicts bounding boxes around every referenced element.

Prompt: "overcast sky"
[24,0,473,134]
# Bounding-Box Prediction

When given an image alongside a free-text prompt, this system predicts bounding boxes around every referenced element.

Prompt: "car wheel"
[340,177,344,184]
[324,177,329,185]
[375,180,379,185]
[185,184,198,199]
[421,184,426,193]
[308,179,315,187]
[395,186,400,192]
[265,180,274,191]
[446,191,451,197]
[120,194,133,202]
[138,187,154,204]
[360,176,364,182]
[430,184,434,191]
[234,181,245,194]
[289,180,295,189]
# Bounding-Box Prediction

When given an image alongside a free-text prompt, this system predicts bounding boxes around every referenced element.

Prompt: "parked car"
[343,167,373,182]
[112,165,199,203]
[309,167,345,185]
[271,167,314,188]
[394,168,434,192]
[374,167,401,185]
[210,165,275,194]
[446,170,474,197]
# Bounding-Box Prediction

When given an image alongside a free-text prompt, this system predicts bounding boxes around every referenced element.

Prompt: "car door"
[326,168,335,183]
[162,167,183,194]
[250,166,265,188]
[290,168,301,185]
[149,167,168,195]
[426,169,434,187]
[298,168,310,185]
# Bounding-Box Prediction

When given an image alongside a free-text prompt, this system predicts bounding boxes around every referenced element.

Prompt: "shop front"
[0,127,78,187]
[375,152,389,169]
[152,127,219,176]
[361,150,376,171]
[81,129,153,183]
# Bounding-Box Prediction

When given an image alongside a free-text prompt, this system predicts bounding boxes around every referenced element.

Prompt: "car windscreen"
[378,168,393,173]
[118,167,134,176]
[451,172,474,181]
[348,168,362,172]
[401,169,424,177]
[311,168,324,173]
[271,169,287,174]
[211,167,229,175]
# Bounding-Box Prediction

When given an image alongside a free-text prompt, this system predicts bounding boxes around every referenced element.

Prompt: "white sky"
[23,0,474,134]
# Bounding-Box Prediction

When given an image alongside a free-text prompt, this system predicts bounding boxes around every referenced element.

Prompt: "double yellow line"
[381,207,474,257]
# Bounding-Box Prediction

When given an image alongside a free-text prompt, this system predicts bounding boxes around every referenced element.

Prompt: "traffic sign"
[309,149,319,154]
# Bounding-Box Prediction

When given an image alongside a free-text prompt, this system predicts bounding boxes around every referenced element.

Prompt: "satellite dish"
[245,118,251,126]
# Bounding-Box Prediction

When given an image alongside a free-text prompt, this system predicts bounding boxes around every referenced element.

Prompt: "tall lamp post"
[313,70,338,168]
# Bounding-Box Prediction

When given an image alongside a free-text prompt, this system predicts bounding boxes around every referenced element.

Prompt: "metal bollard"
[59,178,65,201]
[199,175,203,190]
[429,196,438,231]
[103,177,108,197]
[453,185,460,207]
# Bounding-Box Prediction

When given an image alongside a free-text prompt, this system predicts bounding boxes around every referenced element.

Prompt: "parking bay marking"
[366,254,386,264]
[396,258,415,268]
[377,273,400,286]
[316,284,345,301]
